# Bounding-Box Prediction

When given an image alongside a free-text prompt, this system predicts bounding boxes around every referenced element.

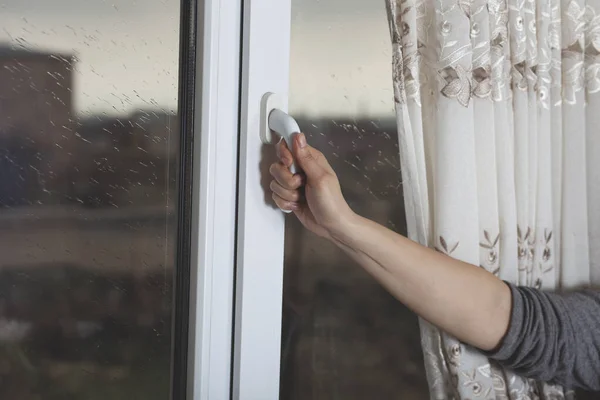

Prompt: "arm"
[269,133,600,391]
[269,133,510,351]
[485,284,600,391]
[329,214,511,351]
[332,216,511,350]
[332,217,600,391]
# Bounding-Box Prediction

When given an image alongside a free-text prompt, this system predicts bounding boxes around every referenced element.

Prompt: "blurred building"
[72,110,177,208]
[0,45,177,208]
[0,46,75,205]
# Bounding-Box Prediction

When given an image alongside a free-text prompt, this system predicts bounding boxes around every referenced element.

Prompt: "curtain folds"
[385,0,600,396]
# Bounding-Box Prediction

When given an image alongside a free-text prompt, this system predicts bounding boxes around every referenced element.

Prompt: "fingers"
[272,140,304,211]
[276,139,294,168]
[269,162,303,190]
[278,133,333,173]
[292,133,335,182]
[270,180,302,203]
[272,192,299,212]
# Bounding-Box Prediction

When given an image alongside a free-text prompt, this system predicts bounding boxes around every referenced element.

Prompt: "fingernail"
[297,133,307,148]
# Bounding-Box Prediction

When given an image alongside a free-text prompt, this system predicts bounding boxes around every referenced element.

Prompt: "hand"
[269,133,355,239]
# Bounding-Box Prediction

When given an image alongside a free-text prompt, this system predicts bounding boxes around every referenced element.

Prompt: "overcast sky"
[0,0,394,117]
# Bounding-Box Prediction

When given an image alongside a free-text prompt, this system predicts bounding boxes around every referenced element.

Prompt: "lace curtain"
[385,0,600,397]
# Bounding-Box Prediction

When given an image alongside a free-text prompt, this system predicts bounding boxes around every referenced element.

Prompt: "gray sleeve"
[484,282,600,391]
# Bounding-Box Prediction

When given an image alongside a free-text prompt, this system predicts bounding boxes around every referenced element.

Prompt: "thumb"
[293,133,326,180]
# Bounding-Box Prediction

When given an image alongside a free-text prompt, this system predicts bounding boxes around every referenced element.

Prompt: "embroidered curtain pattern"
[385,0,600,396]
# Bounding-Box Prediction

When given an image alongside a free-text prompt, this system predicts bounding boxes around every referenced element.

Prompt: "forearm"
[330,213,512,351]
[332,238,406,300]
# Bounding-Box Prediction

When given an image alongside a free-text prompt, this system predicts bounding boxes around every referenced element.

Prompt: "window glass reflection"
[281,1,428,398]
[0,1,180,398]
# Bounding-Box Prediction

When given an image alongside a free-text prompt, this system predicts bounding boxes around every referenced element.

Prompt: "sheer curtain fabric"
[386,0,600,396]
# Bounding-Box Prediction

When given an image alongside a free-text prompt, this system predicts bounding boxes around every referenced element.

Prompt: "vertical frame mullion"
[180,0,242,398]
[234,0,293,398]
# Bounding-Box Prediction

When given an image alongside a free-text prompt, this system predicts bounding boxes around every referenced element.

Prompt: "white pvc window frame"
[233,0,292,398]
[187,0,242,398]
[188,0,290,398]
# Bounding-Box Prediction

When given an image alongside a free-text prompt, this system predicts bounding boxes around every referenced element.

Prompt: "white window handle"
[268,108,301,175]
[260,92,302,212]
[260,92,301,175]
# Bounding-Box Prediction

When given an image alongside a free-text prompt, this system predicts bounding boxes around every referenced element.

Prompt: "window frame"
[184,0,291,397]
[183,0,243,398]
[232,0,293,398]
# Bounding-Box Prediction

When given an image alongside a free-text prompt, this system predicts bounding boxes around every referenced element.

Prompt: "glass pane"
[281,1,428,398]
[0,1,182,398]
